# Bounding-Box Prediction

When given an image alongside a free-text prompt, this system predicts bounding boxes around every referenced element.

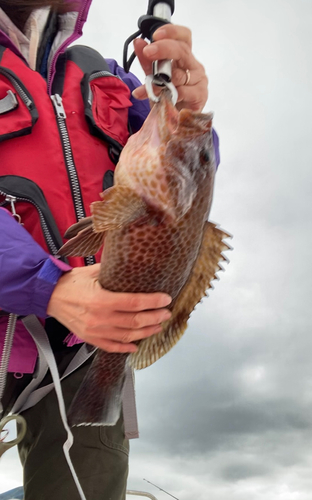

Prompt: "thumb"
[83,263,101,278]
[133,38,153,76]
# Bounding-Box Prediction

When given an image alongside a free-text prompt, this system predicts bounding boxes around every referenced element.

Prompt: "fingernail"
[162,295,172,306]
[162,311,172,321]
[144,44,158,56]
[132,88,140,98]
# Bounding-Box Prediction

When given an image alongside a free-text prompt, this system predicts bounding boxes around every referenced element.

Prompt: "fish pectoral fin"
[91,186,148,232]
[130,221,232,370]
[64,216,93,239]
[58,224,105,257]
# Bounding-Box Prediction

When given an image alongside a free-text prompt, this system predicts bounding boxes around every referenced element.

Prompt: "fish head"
[115,90,215,220]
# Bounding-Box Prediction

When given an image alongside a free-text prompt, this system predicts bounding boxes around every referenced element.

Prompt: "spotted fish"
[59,90,231,427]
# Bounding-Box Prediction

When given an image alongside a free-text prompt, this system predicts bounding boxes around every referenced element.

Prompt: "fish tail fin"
[67,352,128,427]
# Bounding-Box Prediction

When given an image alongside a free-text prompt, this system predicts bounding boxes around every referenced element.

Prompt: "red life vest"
[0,44,132,267]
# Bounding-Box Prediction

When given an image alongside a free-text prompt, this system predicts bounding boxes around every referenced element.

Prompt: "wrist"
[34,258,72,318]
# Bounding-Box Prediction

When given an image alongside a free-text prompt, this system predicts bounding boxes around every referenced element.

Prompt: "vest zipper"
[87,71,122,105]
[50,94,95,266]
[0,314,17,418]
[0,68,33,110]
[0,192,59,256]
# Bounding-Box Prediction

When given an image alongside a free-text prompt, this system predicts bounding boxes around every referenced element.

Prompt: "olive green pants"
[3,346,129,500]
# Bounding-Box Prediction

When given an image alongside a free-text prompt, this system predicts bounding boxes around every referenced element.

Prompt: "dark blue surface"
[0,487,23,500]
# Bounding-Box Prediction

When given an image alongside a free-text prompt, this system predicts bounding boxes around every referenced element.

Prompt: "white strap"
[22,315,87,500]
[15,343,96,414]
[11,321,139,437]
[10,346,49,415]
[11,319,138,439]
[0,90,18,115]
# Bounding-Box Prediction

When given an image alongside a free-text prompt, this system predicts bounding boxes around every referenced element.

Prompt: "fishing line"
[143,478,180,500]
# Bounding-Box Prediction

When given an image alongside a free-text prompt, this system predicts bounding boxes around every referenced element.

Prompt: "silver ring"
[184,69,191,86]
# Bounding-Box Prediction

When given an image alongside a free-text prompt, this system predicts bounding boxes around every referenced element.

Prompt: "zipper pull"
[5,195,22,224]
[51,94,67,119]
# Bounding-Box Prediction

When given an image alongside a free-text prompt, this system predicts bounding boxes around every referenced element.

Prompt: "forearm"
[0,208,71,317]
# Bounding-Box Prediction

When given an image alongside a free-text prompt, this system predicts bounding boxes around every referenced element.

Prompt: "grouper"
[59,90,231,427]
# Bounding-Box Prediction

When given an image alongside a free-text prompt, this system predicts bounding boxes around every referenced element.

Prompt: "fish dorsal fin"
[58,224,105,257]
[91,185,149,232]
[130,221,232,370]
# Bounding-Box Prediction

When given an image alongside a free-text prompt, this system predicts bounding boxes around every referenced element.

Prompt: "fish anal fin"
[130,221,232,370]
[91,185,148,232]
[58,225,105,257]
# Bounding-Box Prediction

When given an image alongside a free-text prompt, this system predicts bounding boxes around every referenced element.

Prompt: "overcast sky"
[1,0,312,498]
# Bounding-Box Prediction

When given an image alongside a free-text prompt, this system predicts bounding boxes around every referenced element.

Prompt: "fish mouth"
[115,90,213,222]
[156,90,180,143]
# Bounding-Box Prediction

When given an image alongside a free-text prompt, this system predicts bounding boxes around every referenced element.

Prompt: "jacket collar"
[0,0,92,90]
[0,6,51,69]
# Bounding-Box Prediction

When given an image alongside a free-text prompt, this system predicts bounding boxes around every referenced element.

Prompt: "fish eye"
[200,149,210,163]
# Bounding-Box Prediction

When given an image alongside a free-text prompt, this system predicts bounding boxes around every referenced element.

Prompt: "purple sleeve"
[0,208,71,318]
[106,59,220,167]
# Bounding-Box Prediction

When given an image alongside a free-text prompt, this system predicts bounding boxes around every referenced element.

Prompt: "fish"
[58,90,231,427]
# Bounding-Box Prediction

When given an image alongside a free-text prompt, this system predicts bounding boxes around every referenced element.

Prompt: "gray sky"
[1,0,312,498]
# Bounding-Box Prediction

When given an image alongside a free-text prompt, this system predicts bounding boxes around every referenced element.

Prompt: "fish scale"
[59,90,231,427]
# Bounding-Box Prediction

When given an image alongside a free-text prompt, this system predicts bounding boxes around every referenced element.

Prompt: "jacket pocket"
[81,71,132,162]
[0,67,38,142]
[0,175,66,258]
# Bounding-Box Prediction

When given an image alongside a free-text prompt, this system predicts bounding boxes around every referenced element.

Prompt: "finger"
[135,68,206,96]
[175,80,209,112]
[132,84,148,101]
[81,263,101,277]
[172,66,207,88]
[153,24,192,48]
[85,320,167,352]
[132,84,162,102]
[133,37,153,76]
[107,308,172,330]
[101,290,172,312]
[106,323,165,344]
[143,39,198,71]
[87,337,139,353]
[85,321,163,344]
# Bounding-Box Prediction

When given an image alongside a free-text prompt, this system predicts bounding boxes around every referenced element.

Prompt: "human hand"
[132,24,208,112]
[47,264,172,353]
